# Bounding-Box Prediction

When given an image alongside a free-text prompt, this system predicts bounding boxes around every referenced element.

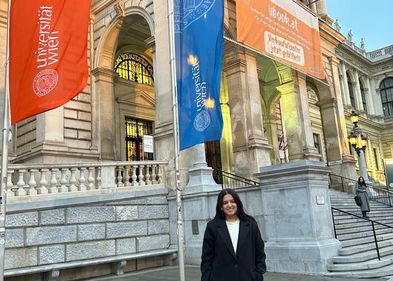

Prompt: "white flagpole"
[167,0,186,280]
[0,0,12,279]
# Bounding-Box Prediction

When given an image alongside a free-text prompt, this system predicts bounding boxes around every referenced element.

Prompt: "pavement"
[84,265,390,281]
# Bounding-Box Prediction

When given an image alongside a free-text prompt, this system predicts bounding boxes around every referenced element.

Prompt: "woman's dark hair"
[215,188,252,220]
[358,176,367,186]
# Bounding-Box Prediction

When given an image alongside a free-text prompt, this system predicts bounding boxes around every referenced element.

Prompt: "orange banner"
[10,0,91,124]
[237,0,324,80]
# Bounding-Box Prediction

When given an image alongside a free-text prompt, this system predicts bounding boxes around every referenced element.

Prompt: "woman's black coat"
[201,216,266,281]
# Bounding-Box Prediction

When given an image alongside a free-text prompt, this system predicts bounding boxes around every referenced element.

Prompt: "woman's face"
[222,194,238,219]
[359,177,364,183]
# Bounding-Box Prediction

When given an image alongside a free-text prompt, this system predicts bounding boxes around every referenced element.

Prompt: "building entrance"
[125,117,153,161]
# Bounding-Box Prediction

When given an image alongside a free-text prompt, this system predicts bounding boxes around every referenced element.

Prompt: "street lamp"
[348,111,369,182]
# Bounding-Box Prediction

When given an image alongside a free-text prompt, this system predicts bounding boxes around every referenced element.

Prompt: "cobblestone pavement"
[84,265,388,281]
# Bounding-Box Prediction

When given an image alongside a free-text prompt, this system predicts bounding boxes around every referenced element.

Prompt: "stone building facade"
[0,0,392,280]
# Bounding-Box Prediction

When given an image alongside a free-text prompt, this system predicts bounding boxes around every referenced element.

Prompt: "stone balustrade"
[6,161,167,200]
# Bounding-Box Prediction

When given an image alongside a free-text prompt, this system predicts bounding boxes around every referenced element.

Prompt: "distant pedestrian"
[356,176,370,218]
[201,188,266,281]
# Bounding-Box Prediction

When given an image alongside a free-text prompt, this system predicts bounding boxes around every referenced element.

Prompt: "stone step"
[328,189,393,277]
[335,220,393,230]
[332,244,393,263]
[331,205,391,211]
[335,224,392,236]
[340,232,393,248]
[328,256,393,271]
[336,227,392,241]
[325,263,393,278]
[339,238,393,256]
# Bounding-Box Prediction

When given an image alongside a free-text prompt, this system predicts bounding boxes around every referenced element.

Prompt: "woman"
[201,188,266,281]
[356,176,370,218]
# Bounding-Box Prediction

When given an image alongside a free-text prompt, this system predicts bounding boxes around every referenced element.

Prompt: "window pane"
[114,53,154,86]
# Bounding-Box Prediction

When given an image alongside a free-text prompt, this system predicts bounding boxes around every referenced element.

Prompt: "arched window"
[359,80,367,113]
[114,53,154,86]
[347,72,355,107]
[381,77,393,116]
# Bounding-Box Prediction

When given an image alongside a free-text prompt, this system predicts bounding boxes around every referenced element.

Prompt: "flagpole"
[0,0,12,279]
[167,0,186,281]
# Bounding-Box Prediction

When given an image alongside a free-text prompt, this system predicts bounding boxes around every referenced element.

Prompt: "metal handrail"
[328,173,357,192]
[213,168,260,189]
[369,186,393,207]
[331,207,393,260]
[329,173,393,207]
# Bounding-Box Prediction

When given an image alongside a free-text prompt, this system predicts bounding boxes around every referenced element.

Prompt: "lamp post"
[348,111,369,182]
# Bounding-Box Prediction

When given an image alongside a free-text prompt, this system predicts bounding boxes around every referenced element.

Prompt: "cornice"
[319,20,346,48]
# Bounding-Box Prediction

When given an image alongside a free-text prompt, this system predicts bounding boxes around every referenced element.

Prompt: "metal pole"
[331,208,337,239]
[0,1,12,279]
[167,1,186,280]
[358,148,369,182]
[371,221,381,261]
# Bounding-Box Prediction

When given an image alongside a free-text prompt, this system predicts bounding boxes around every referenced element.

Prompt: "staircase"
[328,189,393,278]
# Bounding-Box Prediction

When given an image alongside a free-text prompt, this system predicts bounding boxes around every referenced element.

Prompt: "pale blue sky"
[326,0,393,51]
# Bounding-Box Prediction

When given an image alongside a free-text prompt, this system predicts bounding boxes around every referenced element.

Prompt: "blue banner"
[175,0,224,151]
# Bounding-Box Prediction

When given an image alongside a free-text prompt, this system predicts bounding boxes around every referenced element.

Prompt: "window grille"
[114,53,154,86]
[125,117,153,161]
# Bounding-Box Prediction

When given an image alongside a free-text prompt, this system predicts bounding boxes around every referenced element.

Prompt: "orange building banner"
[237,0,324,80]
[10,0,91,124]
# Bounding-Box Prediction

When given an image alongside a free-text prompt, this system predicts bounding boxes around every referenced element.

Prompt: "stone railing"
[6,161,167,200]
[367,45,393,62]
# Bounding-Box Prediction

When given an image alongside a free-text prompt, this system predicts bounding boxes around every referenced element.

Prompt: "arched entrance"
[93,10,155,161]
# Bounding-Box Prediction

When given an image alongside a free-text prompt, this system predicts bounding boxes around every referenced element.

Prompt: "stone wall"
[4,187,174,280]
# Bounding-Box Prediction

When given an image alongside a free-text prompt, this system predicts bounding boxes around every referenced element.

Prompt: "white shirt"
[226,219,240,253]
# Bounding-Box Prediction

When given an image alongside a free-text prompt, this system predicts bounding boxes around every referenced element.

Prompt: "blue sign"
[175,0,224,150]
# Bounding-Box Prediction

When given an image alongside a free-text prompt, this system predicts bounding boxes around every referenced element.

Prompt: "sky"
[325,0,393,51]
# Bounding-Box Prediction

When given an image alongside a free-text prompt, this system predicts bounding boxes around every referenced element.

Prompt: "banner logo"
[33,69,59,97]
[194,110,211,132]
[175,0,216,32]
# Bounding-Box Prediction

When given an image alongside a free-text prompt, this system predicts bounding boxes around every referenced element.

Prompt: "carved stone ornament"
[115,0,126,18]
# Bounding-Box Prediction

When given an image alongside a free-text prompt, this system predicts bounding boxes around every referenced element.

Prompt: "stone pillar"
[36,108,64,143]
[365,77,375,115]
[35,107,67,154]
[257,160,340,274]
[225,51,271,177]
[277,74,320,161]
[339,63,351,106]
[353,71,364,111]
[325,57,357,179]
[374,85,384,115]
[93,67,116,160]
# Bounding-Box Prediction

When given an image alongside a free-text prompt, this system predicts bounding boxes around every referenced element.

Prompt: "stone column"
[365,77,375,115]
[34,107,67,157]
[326,57,356,179]
[257,160,340,274]
[353,71,364,111]
[225,51,271,177]
[93,67,116,160]
[374,85,384,115]
[277,74,320,161]
[339,63,351,106]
